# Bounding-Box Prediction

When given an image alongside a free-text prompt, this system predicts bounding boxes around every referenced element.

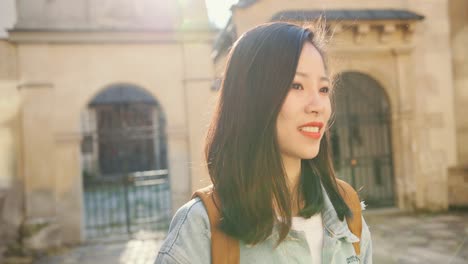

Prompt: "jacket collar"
[321,183,360,243]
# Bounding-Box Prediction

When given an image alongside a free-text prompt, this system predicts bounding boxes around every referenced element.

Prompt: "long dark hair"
[205,22,351,245]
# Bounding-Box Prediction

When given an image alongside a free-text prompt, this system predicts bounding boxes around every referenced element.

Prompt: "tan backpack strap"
[336,179,362,255]
[192,185,240,264]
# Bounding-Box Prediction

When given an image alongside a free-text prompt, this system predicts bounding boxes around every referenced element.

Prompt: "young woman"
[156,22,372,264]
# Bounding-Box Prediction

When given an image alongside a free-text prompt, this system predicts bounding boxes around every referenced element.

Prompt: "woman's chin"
[301,150,320,160]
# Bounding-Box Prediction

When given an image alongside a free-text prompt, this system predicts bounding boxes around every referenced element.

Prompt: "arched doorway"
[331,72,395,207]
[81,83,171,240]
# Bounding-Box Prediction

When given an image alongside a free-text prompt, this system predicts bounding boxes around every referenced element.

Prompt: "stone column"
[391,48,419,210]
[20,83,62,249]
[54,132,83,243]
[393,46,451,211]
[166,125,191,212]
[0,81,22,260]
[181,42,215,194]
[448,1,468,207]
[0,81,20,190]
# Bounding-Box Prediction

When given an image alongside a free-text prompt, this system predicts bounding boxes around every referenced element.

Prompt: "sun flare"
[205,0,239,28]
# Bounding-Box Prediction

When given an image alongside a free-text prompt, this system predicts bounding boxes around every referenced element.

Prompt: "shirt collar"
[321,183,360,243]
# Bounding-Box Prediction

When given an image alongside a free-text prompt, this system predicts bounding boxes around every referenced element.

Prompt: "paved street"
[367,209,467,264]
[33,210,468,264]
[34,238,162,264]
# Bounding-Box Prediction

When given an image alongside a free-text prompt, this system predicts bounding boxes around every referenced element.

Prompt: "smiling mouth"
[298,126,320,133]
[298,122,323,139]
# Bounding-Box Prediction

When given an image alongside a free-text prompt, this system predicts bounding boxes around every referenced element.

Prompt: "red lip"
[298,122,324,139]
[299,122,324,129]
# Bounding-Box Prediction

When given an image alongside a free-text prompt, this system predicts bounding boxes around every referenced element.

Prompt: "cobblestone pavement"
[34,238,162,264]
[365,209,468,264]
[33,210,467,264]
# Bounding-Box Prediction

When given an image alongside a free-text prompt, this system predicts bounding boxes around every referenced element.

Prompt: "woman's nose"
[304,92,325,114]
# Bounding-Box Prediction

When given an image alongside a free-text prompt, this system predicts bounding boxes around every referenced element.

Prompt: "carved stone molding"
[8,30,217,44]
[328,20,420,50]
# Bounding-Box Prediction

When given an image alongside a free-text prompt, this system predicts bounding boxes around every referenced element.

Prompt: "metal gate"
[81,84,171,239]
[331,72,395,207]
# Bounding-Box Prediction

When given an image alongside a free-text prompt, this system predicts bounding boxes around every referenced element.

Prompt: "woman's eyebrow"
[295,72,330,83]
[295,71,308,77]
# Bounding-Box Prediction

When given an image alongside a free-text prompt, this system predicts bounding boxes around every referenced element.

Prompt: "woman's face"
[276,42,331,161]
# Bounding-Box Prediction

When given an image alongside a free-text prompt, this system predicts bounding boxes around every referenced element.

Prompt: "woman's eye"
[320,87,330,93]
[290,83,303,90]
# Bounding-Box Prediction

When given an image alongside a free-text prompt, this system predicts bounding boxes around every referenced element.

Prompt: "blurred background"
[0,0,467,263]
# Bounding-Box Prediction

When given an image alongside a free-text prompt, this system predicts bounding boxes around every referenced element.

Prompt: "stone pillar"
[0,81,19,189]
[391,48,418,210]
[182,42,215,194]
[393,46,450,211]
[184,79,214,192]
[448,166,468,207]
[54,133,83,244]
[0,81,22,260]
[448,0,468,207]
[166,125,191,212]
[20,83,62,249]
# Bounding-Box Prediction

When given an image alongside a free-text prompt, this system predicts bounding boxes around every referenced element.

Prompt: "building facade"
[0,0,217,253]
[0,0,467,255]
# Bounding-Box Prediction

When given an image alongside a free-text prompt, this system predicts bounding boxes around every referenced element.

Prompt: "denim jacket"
[156,185,372,263]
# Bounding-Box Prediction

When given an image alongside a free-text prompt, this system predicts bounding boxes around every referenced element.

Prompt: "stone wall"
[448,166,468,207]
[449,0,468,167]
[14,0,212,31]
[7,1,215,245]
[0,181,25,262]
[15,0,181,30]
[446,0,468,208]
[0,40,22,262]
[2,0,216,245]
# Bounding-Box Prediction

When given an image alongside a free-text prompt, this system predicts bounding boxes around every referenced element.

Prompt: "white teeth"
[299,126,319,133]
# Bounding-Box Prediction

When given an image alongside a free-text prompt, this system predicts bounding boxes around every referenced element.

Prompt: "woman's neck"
[281,155,302,215]
[282,155,301,190]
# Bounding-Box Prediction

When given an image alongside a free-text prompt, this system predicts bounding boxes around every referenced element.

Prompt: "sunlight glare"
[205,0,239,28]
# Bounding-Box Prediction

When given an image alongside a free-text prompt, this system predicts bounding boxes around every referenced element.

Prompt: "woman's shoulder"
[158,198,211,255]
[174,197,210,224]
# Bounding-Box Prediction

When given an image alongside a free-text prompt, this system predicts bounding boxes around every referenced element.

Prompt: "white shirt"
[291,213,323,264]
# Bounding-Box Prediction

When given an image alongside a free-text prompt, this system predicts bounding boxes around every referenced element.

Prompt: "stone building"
[0,0,467,256]
[0,0,217,256]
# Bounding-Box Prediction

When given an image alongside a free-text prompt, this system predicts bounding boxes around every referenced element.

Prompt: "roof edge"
[271,9,425,22]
